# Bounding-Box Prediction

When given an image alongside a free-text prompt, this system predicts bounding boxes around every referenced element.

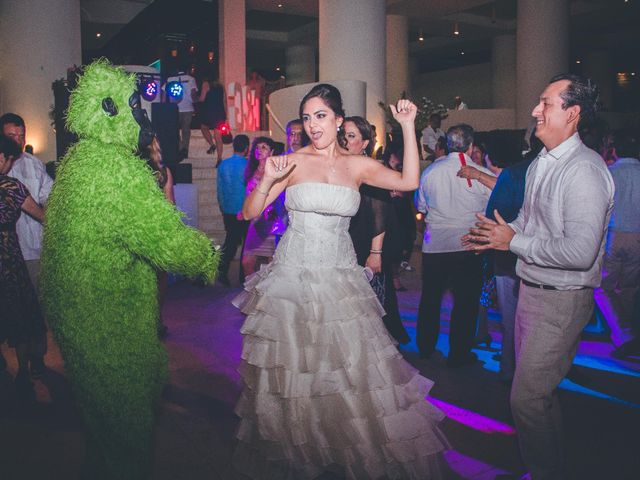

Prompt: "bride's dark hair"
[299,83,346,120]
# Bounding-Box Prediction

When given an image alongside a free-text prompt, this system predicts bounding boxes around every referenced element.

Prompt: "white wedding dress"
[232,182,449,479]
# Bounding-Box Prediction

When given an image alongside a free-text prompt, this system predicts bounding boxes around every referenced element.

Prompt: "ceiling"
[81,0,640,75]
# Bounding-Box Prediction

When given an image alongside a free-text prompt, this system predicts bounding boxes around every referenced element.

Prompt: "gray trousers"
[495,274,519,381]
[178,111,193,153]
[511,284,593,480]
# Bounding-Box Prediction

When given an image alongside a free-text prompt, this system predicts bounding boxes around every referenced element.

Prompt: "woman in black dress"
[198,77,227,167]
[342,116,410,344]
[0,135,46,395]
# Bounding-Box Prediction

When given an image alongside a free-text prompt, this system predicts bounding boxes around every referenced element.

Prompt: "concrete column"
[319,0,386,144]
[286,45,316,86]
[583,50,613,111]
[492,34,516,109]
[0,0,81,162]
[386,14,409,102]
[516,0,570,127]
[218,0,246,87]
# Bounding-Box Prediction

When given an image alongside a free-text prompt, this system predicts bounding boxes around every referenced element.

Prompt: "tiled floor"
[1,257,639,479]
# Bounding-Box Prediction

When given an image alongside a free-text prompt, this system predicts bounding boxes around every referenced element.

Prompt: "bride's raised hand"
[264,154,296,181]
[390,99,417,125]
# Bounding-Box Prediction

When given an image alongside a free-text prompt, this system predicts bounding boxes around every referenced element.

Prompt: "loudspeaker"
[151,103,180,165]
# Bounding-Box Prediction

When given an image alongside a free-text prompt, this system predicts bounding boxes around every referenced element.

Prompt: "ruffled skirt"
[232,262,450,479]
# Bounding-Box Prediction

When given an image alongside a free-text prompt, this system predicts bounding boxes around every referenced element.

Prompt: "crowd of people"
[0,71,638,479]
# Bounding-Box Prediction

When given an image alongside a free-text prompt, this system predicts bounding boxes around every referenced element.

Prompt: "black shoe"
[474,334,492,349]
[15,370,35,401]
[207,145,216,155]
[29,357,46,379]
[394,332,411,345]
[447,351,478,368]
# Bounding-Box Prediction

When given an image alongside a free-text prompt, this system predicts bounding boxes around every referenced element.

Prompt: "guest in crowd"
[0,134,46,397]
[465,74,613,479]
[415,124,493,367]
[198,76,226,166]
[384,143,417,292]
[342,116,409,344]
[454,95,468,110]
[217,134,250,286]
[458,130,533,382]
[421,113,445,162]
[434,136,449,161]
[162,69,197,160]
[285,118,307,153]
[241,137,279,275]
[593,129,640,357]
[141,136,175,337]
[1,113,52,378]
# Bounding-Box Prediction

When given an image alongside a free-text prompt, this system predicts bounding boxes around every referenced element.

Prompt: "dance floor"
[1,256,639,479]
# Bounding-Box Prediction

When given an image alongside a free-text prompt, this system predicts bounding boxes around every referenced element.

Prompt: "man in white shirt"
[1,113,54,377]
[466,74,614,479]
[162,71,197,159]
[421,114,445,162]
[415,124,493,367]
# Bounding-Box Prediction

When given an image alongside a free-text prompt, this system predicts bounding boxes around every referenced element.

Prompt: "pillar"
[0,0,81,162]
[386,14,409,103]
[218,0,246,87]
[319,0,386,144]
[286,45,316,86]
[492,35,516,109]
[516,0,570,127]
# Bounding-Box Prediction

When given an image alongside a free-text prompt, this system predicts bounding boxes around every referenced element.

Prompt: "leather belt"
[521,279,558,290]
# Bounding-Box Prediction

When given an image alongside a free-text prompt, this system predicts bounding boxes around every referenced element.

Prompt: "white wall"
[412,63,492,110]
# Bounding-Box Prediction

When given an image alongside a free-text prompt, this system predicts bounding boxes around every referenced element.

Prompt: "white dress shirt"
[8,152,53,260]
[415,152,493,253]
[421,126,445,151]
[509,133,615,289]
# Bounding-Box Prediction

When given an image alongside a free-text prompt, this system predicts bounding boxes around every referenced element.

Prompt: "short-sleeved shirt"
[163,74,197,113]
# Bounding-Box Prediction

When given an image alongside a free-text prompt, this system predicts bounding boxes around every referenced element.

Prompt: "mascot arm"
[116,159,219,283]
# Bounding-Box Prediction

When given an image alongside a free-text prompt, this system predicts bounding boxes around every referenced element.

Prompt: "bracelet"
[256,186,269,196]
[369,249,382,254]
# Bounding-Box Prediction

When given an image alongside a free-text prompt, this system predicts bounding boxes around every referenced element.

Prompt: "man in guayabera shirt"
[464,74,614,480]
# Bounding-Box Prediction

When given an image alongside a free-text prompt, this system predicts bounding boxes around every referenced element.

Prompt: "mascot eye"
[101,97,119,117]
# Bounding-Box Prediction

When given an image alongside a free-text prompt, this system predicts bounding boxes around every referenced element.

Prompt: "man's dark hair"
[549,73,599,125]
[233,134,250,153]
[612,129,639,159]
[0,134,22,159]
[429,113,441,123]
[446,124,474,153]
[0,113,25,130]
[484,130,524,169]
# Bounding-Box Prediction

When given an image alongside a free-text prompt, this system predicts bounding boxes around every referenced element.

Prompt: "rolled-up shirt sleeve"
[509,163,613,270]
[414,169,429,214]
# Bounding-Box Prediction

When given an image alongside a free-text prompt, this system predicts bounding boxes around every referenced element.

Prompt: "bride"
[232,84,450,479]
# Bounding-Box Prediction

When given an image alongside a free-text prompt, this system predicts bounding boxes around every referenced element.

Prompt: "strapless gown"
[232,182,449,479]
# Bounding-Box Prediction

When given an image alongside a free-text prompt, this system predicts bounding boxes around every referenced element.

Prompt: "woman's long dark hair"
[245,136,275,184]
[299,84,346,120]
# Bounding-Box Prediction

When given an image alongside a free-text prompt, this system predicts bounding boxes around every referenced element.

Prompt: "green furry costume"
[41,60,219,479]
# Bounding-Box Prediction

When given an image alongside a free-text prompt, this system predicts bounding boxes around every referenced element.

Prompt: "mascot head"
[66,59,154,151]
